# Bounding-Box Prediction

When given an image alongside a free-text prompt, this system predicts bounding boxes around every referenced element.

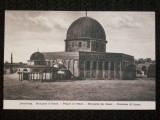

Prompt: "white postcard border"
[3,100,155,110]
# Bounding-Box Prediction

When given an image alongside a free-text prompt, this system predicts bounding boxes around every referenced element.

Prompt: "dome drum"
[65,38,108,43]
[65,39,106,52]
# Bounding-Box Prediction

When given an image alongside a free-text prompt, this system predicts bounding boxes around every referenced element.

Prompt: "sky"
[4,11,155,63]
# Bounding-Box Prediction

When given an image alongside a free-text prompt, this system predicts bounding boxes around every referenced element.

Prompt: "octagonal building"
[18,16,136,81]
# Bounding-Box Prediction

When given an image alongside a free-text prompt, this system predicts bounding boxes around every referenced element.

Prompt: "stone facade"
[18,16,136,81]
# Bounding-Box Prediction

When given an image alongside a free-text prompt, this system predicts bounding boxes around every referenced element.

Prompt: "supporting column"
[36,73,38,80]
[114,61,116,79]
[30,73,32,80]
[32,73,33,80]
[38,73,40,80]
[32,73,34,80]
[42,73,44,80]
[50,73,51,80]
[66,60,68,70]
[28,73,31,80]
[73,59,74,79]
[39,73,41,80]
[19,73,22,80]
[90,61,93,78]
[52,72,54,80]
[96,61,99,79]
[77,60,79,77]
[33,73,34,80]
[102,61,105,79]
[21,73,23,82]
[120,61,122,79]
[84,60,86,79]
[45,73,46,80]
[19,74,20,80]
[38,73,39,80]
[39,73,41,82]
[108,61,111,79]
[90,41,92,51]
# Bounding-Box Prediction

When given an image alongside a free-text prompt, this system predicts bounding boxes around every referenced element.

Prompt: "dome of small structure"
[30,52,45,61]
[66,17,106,41]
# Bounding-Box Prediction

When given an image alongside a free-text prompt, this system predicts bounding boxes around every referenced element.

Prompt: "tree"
[144,58,151,63]
[138,58,145,64]
[147,64,155,78]
[134,59,138,64]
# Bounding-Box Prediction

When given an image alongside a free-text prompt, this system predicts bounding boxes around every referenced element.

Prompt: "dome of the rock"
[66,17,106,41]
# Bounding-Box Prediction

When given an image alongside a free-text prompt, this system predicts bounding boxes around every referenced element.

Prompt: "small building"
[18,16,136,81]
[4,63,26,74]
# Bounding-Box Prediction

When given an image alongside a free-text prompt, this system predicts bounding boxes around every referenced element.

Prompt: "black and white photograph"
[3,11,155,110]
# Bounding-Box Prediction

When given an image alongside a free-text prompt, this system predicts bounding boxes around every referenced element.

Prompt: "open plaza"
[3,74,155,101]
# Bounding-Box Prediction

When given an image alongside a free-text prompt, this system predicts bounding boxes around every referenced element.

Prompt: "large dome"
[66,17,106,41]
[30,52,45,61]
